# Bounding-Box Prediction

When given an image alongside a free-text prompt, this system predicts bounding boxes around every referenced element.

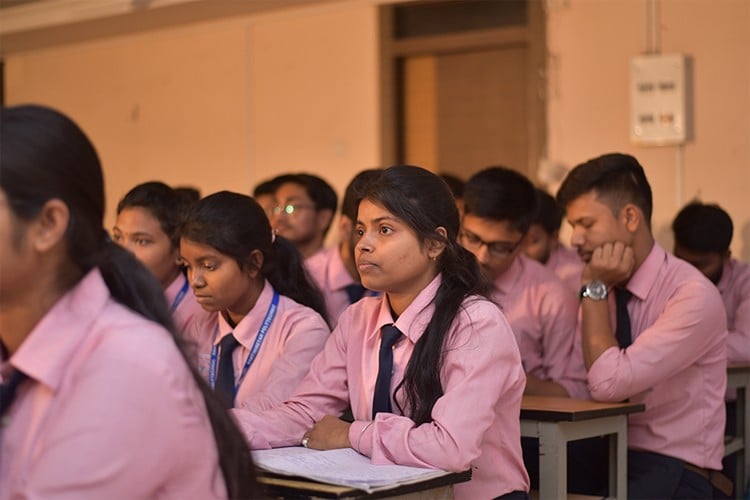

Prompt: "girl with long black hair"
[0,105,258,499]
[231,165,530,499]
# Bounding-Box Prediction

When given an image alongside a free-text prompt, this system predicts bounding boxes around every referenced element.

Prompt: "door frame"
[378,1,547,178]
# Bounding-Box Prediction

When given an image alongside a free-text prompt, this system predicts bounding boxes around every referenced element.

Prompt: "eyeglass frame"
[459,228,523,259]
[270,203,317,216]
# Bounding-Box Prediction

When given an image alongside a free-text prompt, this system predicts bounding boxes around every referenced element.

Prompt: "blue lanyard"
[169,278,190,313]
[208,291,279,396]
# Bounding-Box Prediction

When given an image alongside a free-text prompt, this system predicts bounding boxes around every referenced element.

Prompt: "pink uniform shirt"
[587,244,727,469]
[189,280,330,411]
[0,270,225,499]
[718,258,750,363]
[305,246,362,327]
[492,255,588,399]
[231,275,530,499]
[546,244,584,295]
[165,272,210,339]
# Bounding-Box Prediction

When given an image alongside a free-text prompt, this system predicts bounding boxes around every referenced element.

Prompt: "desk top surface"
[258,469,471,499]
[728,363,750,373]
[521,395,645,422]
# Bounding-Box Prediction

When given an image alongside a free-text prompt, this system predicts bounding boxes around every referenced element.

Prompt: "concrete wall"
[546,0,750,258]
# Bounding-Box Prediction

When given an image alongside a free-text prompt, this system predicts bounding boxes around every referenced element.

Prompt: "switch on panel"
[630,54,692,146]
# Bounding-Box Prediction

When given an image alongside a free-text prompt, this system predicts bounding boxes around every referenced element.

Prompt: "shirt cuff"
[348,420,374,457]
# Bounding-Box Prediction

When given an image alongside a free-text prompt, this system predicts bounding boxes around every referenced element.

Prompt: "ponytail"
[95,241,260,499]
[0,105,259,499]
[94,239,175,330]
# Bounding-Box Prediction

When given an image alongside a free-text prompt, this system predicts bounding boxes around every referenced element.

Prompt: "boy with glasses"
[270,173,337,260]
[462,167,586,399]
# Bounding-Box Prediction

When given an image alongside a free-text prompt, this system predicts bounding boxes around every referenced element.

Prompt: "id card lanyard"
[208,291,279,396]
[169,277,190,313]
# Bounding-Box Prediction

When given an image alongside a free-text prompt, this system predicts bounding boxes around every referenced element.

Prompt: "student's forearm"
[580,299,618,370]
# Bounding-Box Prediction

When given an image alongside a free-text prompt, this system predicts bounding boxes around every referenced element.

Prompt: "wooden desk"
[258,469,471,499]
[521,395,645,500]
[727,363,750,498]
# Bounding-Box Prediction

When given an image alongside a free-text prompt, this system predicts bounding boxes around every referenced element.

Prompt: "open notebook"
[252,447,453,494]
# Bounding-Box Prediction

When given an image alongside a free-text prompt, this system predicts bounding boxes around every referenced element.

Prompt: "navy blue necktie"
[1,369,29,416]
[344,284,366,304]
[372,325,402,418]
[615,288,633,349]
[215,334,241,409]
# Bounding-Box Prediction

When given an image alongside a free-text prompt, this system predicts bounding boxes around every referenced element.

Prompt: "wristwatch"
[580,280,608,301]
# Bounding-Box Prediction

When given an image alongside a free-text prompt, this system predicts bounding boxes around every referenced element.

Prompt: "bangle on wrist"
[356,422,373,454]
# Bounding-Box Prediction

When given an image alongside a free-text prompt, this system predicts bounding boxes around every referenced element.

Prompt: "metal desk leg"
[738,383,748,498]
[537,421,567,500]
[608,418,628,499]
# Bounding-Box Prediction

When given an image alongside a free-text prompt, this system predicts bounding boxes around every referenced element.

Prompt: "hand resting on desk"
[303,415,352,450]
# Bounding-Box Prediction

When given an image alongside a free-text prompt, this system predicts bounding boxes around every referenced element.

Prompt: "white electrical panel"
[630,54,691,146]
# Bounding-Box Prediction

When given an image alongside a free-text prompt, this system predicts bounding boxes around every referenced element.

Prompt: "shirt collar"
[624,242,664,301]
[11,269,110,391]
[216,279,275,348]
[371,274,442,344]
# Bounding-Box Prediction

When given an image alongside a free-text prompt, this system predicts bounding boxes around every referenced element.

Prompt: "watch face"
[584,280,608,300]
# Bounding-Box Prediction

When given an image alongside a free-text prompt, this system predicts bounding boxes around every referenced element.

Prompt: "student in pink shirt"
[672,201,749,498]
[557,153,729,499]
[672,201,750,364]
[461,167,585,399]
[270,173,338,260]
[179,191,330,411]
[113,181,209,337]
[306,169,381,327]
[461,167,595,494]
[523,188,584,295]
[232,165,530,499]
[0,105,257,499]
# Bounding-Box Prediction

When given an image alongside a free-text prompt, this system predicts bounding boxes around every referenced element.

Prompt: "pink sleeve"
[231,321,351,449]
[588,281,727,402]
[726,276,750,363]
[237,313,330,411]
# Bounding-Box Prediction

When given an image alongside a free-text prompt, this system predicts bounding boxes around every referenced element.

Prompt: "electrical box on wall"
[630,54,692,146]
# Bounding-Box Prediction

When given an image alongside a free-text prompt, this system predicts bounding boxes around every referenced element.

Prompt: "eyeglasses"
[459,230,522,259]
[271,203,316,216]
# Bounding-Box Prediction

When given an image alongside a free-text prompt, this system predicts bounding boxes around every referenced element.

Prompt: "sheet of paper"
[252,447,450,493]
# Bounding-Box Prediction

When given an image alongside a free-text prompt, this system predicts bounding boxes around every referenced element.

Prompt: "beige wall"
[546,0,750,260]
[4,0,749,258]
[4,1,381,234]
